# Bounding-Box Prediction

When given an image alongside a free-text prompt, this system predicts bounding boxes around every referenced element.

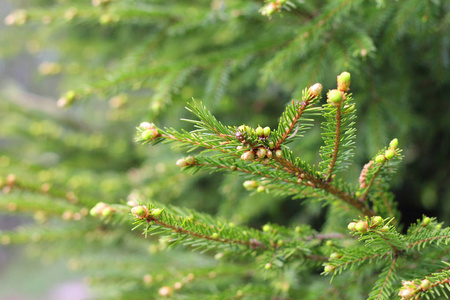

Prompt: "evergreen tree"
[0,1,449,299]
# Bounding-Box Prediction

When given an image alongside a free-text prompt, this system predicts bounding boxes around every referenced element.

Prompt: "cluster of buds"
[398,279,431,299]
[139,122,160,141]
[347,216,388,234]
[4,10,27,26]
[235,124,274,162]
[90,202,114,218]
[131,205,163,220]
[176,156,195,167]
[260,0,287,17]
[243,180,266,193]
[375,138,398,164]
[57,90,77,108]
[255,126,271,140]
[326,71,352,105]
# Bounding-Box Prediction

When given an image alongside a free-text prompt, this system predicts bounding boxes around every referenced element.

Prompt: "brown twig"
[326,105,342,182]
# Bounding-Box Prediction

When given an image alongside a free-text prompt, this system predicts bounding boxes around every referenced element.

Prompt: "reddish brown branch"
[274,100,311,149]
[377,254,397,300]
[326,105,342,182]
[146,215,268,250]
[273,156,374,216]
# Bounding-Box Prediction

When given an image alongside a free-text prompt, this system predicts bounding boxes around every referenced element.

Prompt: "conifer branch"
[361,160,385,201]
[325,104,342,182]
[273,91,318,149]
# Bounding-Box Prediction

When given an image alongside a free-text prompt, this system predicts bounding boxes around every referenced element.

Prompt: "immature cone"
[337,72,351,92]
[308,83,323,98]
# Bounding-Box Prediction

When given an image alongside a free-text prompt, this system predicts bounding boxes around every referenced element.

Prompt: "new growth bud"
[324,265,335,273]
[384,149,395,160]
[337,72,351,92]
[355,220,369,233]
[375,155,386,164]
[389,138,398,149]
[243,180,258,190]
[327,89,343,104]
[131,205,149,219]
[176,156,195,167]
[308,83,323,98]
[372,216,383,227]
[420,279,431,291]
[256,126,264,137]
[241,151,255,161]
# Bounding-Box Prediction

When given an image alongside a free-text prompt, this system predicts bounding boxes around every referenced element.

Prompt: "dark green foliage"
[1,0,449,299]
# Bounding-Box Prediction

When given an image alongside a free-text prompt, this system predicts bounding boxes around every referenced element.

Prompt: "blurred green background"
[0,0,449,299]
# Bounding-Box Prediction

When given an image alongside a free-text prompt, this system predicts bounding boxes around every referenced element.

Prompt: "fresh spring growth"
[176,156,195,167]
[324,265,335,273]
[375,154,386,164]
[256,126,264,137]
[329,252,342,260]
[420,279,431,291]
[243,180,258,190]
[337,71,351,92]
[355,220,369,233]
[372,216,383,227]
[308,83,323,98]
[423,217,431,226]
[241,151,255,161]
[141,128,158,140]
[131,205,149,219]
[347,222,357,231]
[327,89,343,104]
[389,138,399,149]
[151,208,163,218]
[256,147,267,159]
[384,149,395,160]
[90,202,112,217]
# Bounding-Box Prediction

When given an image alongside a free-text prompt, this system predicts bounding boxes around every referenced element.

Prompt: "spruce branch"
[272,85,322,148]
[368,255,398,300]
[319,73,356,181]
